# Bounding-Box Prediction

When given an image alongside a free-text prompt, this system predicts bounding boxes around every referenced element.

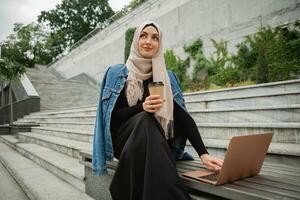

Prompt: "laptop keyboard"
[199,173,219,181]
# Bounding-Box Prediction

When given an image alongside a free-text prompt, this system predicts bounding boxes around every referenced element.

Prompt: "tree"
[0,58,26,123]
[1,23,52,68]
[38,0,115,54]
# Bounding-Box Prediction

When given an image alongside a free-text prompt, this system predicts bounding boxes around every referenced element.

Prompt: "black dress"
[109,78,208,200]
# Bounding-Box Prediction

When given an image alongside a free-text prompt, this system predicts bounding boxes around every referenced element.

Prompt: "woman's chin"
[141,53,154,58]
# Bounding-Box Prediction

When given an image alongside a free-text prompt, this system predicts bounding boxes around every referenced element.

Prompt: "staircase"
[0,65,99,199]
[25,65,99,110]
[0,105,96,199]
[0,79,299,200]
[184,79,300,165]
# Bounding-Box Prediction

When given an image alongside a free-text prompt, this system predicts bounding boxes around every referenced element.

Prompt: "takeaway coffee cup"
[148,81,164,99]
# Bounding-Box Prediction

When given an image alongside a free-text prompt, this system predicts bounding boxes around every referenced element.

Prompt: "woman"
[93,21,223,200]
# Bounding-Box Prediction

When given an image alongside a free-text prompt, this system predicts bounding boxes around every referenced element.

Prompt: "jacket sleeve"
[167,70,187,111]
[92,67,110,175]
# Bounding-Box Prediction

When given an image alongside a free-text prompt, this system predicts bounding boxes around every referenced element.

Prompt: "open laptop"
[182,133,273,185]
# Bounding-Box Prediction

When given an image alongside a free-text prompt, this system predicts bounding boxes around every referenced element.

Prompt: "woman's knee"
[134,111,154,122]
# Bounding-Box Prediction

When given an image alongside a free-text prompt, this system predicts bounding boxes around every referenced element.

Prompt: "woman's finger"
[147,95,161,100]
[148,99,163,104]
[148,103,162,109]
[203,160,217,170]
[211,159,223,167]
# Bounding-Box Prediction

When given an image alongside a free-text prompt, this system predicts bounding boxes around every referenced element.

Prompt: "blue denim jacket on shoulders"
[92,64,187,175]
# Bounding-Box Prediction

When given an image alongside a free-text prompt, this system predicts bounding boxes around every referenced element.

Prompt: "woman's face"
[138,25,160,58]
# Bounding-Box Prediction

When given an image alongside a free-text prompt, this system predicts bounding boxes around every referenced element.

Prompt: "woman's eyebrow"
[140,31,159,36]
[141,31,148,35]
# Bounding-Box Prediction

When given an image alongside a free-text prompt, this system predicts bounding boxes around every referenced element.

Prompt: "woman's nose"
[145,37,151,44]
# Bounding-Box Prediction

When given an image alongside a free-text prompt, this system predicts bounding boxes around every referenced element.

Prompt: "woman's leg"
[109,111,191,200]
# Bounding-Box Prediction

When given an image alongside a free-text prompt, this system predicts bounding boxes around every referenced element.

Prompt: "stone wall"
[50,0,300,83]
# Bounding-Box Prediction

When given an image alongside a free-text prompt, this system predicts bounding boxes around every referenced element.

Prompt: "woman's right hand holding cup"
[143,95,163,113]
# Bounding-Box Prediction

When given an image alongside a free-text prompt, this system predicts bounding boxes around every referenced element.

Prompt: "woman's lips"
[143,47,152,51]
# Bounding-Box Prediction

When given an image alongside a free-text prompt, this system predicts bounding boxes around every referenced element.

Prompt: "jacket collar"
[118,64,128,78]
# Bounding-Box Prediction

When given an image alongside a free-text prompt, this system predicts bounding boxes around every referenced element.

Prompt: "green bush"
[183,39,211,81]
[125,21,300,92]
[164,49,190,90]
[233,21,300,83]
[124,27,136,62]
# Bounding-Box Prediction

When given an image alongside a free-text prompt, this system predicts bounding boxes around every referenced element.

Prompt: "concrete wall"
[50,0,300,83]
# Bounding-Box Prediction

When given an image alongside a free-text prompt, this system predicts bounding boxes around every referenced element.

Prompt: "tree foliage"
[162,21,300,91]
[1,23,52,68]
[183,39,211,81]
[124,27,136,63]
[0,58,26,123]
[38,0,114,54]
[164,49,190,90]
[112,0,146,22]
[0,58,26,82]
[233,22,300,83]
[208,39,240,86]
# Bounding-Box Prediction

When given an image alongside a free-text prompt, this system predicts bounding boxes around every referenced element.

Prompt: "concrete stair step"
[198,138,300,156]
[31,126,93,143]
[0,159,29,200]
[38,122,94,130]
[0,135,85,192]
[197,122,300,143]
[185,138,300,167]
[189,104,300,123]
[184,79,300,101]
[42,104,97,112]
[185,91,300,109]
[18,132,92,159]
[18,115,95,123]
[29,107,97,118]
[0,141,93,200]
[29,111,97,118]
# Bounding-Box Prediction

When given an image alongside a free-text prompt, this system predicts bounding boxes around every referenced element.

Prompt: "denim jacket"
[92,64,188,175]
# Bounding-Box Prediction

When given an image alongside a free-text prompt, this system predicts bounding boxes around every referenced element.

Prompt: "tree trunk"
[9,82,13,124]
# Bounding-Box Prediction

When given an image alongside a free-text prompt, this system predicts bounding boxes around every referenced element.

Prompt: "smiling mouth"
[144,48,152,51]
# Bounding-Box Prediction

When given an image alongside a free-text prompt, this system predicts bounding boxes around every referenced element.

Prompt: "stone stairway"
[25,65,99,111]
[0,79,299,199]
[0,106,96,199]
[183,79,300,164]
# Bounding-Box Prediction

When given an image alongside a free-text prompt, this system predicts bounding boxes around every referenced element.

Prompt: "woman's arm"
[111,87,144,124]
[173,102,208,156]
[174,102,223,171]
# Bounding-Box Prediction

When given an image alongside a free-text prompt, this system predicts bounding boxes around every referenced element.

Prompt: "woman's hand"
[143,95,164,113]
[200,154,223,171]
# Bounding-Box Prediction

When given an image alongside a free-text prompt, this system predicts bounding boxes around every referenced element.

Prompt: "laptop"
[182,133,273,185]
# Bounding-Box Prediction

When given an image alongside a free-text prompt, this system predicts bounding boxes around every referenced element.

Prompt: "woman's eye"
[153,36,159,41]
[140,34,147,38]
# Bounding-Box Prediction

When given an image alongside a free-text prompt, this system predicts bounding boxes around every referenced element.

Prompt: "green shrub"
[233,21,300,83]
[164,49,190,90]
[124,27,136,62]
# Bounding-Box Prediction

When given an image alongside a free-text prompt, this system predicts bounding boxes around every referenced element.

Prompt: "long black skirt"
[109,111,192,200]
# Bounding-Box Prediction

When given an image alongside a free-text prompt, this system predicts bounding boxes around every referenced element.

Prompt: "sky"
[0,0,131,42]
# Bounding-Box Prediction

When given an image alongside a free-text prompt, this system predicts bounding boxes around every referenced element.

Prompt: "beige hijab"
[125,21,174,140]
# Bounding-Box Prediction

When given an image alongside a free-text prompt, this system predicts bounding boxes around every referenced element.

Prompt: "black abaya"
[109,78,207,200]
[110,111,192,200]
